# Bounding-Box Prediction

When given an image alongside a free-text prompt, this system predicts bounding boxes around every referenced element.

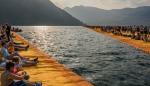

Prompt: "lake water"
[17,26,150,86]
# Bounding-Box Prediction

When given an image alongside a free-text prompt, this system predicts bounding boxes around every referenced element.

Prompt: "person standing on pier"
[5,24,11,42]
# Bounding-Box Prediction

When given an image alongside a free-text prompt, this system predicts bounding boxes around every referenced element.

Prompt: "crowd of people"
[88,25,150,42]
[0,24,42,86]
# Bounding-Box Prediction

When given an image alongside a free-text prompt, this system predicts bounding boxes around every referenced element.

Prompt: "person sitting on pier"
[1,62,42,86]
[0,56,38,71]
[7,40,29,53]
[0,42,38,65]
[13,56,38,68]
[8,57,30,80]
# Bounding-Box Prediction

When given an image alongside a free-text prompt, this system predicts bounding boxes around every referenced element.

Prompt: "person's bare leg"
[15,45,29,49]
[14,45,29,51]
[11,52,38,63]
[23,61,37,67]
[12,52,27,60]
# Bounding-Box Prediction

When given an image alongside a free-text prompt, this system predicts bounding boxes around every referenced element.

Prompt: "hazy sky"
[50,0,150,10]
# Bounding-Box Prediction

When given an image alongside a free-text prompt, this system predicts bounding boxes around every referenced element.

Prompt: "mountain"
[65,6,150,25]
[0,0,83,26]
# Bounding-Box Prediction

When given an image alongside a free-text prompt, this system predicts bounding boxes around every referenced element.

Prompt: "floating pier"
[91,27,150,54]
[0,32,93,86]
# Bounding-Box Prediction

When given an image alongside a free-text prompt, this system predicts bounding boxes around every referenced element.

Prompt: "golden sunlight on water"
[18,26,150,86]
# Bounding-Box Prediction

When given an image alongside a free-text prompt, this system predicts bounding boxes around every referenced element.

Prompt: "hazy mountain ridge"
[0,0,83,25]
[65,6,150,25]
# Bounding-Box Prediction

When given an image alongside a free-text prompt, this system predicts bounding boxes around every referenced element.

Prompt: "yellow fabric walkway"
[0,33,93,86]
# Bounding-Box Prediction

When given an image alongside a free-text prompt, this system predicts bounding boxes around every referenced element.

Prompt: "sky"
[50,0,150,10]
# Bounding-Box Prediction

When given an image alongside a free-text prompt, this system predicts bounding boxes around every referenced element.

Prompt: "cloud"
[50,0,150,10]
